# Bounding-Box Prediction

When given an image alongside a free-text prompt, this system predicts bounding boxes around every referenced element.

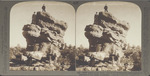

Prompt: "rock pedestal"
[22,11,67,64]
[84,11,130,66]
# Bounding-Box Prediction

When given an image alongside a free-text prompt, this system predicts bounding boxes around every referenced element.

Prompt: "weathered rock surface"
[22,11,67,66]
[84,11,130,68]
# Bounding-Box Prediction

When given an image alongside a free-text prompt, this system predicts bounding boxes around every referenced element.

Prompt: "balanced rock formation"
[22,10,67,64]
[84,11,130,66]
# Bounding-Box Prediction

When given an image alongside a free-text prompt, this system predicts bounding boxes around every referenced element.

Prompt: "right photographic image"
[76,1,141,71]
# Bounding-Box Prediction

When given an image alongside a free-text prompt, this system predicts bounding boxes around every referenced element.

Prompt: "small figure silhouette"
[94,12,99,24]
[31,12,36,24]
[104,4,108,12]
[96,12,98,15]
[42,4,46,12]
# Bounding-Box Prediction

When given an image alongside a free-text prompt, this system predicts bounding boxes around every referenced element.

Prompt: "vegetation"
[75,44,142,71]
[9,44,141,71]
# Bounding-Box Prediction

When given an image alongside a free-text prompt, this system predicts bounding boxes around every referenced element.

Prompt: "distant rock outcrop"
[22,10,67,65]
[84,11,130,67]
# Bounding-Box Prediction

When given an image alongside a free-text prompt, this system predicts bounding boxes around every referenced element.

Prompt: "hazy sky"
[10,1,141,48]
[10,1,75,47]
[76,1,141,48]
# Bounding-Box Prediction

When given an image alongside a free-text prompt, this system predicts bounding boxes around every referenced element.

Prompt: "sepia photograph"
[9,1,142,72]
[76,1,141,71]
[0,0,150,76]
[9,1,75,71]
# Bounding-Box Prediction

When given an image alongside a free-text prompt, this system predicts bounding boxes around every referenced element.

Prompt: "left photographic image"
[9,1,75,71]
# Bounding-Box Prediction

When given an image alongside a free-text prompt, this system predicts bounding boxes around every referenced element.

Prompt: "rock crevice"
[22,11,67,63]
[84,11,130,67]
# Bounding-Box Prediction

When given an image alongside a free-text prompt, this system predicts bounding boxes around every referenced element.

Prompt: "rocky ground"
[10,61,70,71]
[76,61,133,71]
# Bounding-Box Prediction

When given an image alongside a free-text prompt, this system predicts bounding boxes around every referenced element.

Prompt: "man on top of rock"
[31,12,36,24]
[104,4,108,12]
[94,12,99,24]
[42,4,46,12]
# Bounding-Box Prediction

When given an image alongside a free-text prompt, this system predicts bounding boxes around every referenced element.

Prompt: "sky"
[10,1,141,48]
[76,1,141,48]
[10,1,75,47]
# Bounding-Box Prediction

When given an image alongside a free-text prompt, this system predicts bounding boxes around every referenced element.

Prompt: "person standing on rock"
[31,12,36,24]
[94,12,99,24]
[42,4,46,12]
[104,4,108,12]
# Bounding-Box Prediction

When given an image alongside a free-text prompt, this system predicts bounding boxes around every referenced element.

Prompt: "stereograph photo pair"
[9,1,141,71]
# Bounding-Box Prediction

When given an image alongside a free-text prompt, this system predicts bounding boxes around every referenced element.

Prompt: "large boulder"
[22,11,67,63]
[84,11,130,67]
[85,11,130,52]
